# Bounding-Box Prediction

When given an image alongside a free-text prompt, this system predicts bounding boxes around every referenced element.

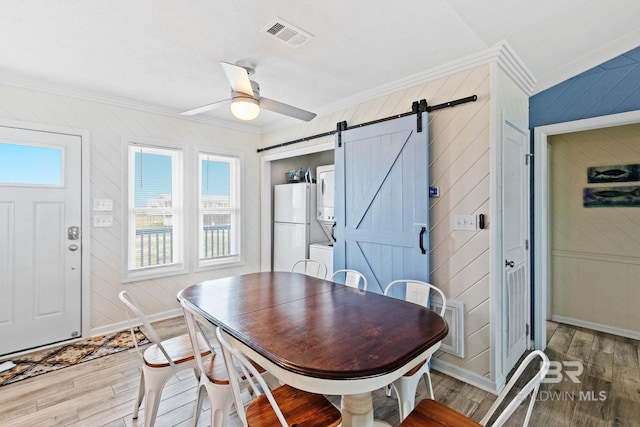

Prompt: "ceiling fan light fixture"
[230,96,260,120]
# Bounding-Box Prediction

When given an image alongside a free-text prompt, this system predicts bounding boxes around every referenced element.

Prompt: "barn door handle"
[505,259,515,268]
[419,227,426,254]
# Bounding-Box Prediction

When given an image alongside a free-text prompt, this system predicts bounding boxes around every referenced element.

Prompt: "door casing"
[533,110,640,350]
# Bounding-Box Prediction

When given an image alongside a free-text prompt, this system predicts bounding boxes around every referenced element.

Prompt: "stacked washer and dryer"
[309,164,335,274]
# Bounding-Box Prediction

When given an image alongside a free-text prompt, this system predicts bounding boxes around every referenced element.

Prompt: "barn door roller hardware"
[414,99,428,133]
[257,95,477,152]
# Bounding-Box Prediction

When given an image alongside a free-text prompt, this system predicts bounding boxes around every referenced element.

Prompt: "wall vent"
[431,297,465,358]
[262,18,313,47]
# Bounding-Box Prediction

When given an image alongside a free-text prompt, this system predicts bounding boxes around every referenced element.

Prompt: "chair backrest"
[330,269,368,290]
[383,280,446,317]
[118,290,172,365]
[291,259,328,279]
[181,301,219,379]
[216,327,289,427]
[480,350,550,427]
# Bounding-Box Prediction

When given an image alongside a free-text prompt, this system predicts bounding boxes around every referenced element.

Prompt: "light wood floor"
[1,319,639,426]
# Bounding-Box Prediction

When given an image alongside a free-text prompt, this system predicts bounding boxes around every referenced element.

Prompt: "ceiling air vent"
[262,18,313,47]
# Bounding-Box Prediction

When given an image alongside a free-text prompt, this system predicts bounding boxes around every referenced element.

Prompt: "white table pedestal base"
[340,393,392,427]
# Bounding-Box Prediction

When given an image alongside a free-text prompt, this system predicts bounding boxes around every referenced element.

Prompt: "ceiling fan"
[180,61,317,122]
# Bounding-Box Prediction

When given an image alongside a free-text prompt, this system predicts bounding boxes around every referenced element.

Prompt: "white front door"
[0,125,82,355]
[502,119,530,374]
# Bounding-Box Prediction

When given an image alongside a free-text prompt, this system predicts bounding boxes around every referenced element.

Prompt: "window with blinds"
[198,152,242,267]
[125,143,184,280]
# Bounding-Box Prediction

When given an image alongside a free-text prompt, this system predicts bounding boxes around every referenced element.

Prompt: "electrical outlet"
[453,214,476,231]
[94,215,113,227]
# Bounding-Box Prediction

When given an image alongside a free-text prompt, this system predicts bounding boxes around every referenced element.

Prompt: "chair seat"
[400,399,482,427]
[143,333,211,367]
[201,352,267,386]
[200,353,230,385]
[403,359,426,377]
[246,384,342,427]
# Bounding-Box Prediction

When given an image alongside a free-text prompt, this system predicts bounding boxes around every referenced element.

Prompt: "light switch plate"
[93,199,113,211]
[453,214,476,231]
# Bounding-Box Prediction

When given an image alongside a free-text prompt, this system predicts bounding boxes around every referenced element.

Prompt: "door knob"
[505,259,515,268]
[69,244,79,251]
[68,226,80,240]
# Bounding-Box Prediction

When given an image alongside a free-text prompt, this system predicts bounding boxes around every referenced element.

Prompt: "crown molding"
[490,40,536,95]
[314,42,534,117]
[262,42,536,134]
[533,30,640,95]
[0,75,263,134]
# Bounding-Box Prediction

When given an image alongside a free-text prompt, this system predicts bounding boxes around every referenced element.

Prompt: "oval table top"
[178,272,448,382]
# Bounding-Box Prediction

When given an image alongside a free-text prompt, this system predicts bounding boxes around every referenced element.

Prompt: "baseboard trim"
[431,359,499,395]
[551,315,640,341]
[90,308,183,338]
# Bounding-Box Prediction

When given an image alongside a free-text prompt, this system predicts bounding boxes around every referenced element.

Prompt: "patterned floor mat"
[0,329,149,386]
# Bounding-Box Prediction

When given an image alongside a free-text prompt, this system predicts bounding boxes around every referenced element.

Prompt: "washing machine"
[309,242,334,275]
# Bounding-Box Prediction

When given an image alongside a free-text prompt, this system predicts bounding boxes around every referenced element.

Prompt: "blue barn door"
[334,113,429,294]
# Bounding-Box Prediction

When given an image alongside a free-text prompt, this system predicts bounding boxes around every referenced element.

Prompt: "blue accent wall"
[530,46,640,128]
[528,45,640,339]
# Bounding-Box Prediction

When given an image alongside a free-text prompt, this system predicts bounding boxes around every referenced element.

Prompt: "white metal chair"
[400,350,550,427]
[383,279,447,421]
[290,259,328,279]
[215,326,342,427]
[118,291,208,427]
[330,268,368,290]
[180,301,234,427]
[181,300,281,426]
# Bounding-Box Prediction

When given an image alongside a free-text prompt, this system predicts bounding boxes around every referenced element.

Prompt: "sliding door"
[334,114,429,294]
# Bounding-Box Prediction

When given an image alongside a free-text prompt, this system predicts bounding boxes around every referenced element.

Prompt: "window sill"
[122,263,187,283]
[196,256,243,272]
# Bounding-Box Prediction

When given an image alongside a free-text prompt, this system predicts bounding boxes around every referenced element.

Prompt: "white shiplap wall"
[262,65,495,378]
[0,83,262,331]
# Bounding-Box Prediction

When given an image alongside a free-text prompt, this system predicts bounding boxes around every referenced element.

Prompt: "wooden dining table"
[177,272,448,427]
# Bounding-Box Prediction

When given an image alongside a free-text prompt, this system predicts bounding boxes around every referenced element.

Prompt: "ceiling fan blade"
[180,98,230,116]
[260,97,317,121]
[220,61,253,96]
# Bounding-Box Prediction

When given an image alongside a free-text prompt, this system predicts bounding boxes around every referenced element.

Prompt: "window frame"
[123,140,186,282]
[195,148,244,271]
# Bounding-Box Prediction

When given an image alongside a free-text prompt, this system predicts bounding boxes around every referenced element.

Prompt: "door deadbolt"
[68,226,80,240]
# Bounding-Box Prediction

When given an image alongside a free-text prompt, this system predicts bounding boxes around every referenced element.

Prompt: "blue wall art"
[583,186,640,207]
[587,164,640,183]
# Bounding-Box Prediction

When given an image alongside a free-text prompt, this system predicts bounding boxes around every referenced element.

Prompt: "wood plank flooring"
[1,319,638,426]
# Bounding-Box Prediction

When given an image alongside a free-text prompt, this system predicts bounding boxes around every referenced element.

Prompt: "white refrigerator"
[273,183,324,272]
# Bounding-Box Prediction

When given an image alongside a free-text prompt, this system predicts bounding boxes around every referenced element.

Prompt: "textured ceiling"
[1,0,639,131]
